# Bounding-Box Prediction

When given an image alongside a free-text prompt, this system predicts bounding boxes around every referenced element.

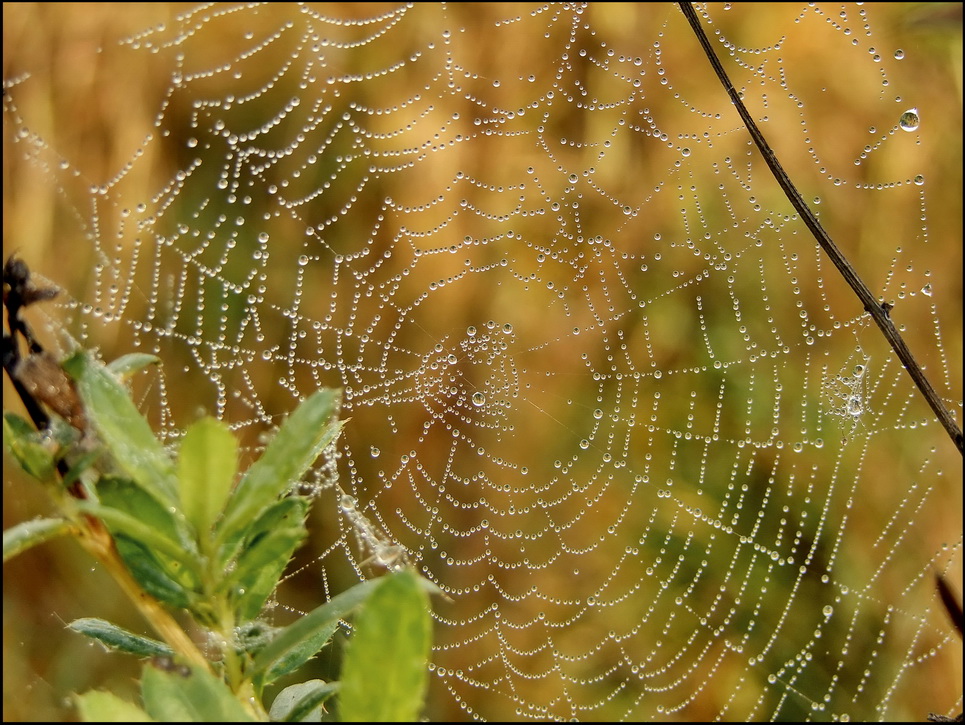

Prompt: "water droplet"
[921,283,932,296]
[899,108,919,132]
[471,392,486,407]
[894,49,904,60]
[370,447,381,458]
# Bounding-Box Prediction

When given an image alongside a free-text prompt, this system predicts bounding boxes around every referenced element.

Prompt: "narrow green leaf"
[106,353,160,382]
[68,617,173,658]
[3,517,72,562]
[141,658,256,722]
[262,621,339,688]
[223,497,308,622]
[65,352,178,505]
[216,389,341,560]
[61,446,105,489]
[178,417,237,538]
[73,689,153,722]
[3,411,57,482]
[251,577,381,688]
[113,535,192,610]
[87,475,200,582]
[269,680,339,722]
[77,499,197,571]
[338,570,432,722]
[84,479,197,608]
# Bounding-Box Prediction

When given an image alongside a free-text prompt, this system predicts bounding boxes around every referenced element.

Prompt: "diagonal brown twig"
[677,2,962,456]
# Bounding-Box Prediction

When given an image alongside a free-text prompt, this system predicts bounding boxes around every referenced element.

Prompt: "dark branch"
[936,572,963,639]
[677,2,963,456]
[3,255,77,487]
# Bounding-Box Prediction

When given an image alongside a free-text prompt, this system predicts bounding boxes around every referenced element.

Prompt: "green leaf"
[87,476,200,589]
[178,416,237,538]
[338,570,432,723]
[261,621,339,688]
[269,680,339,722]
[61,446,105,489]
[232,620,278,659]
[222,497,308,622]
[67,617,173,658]
[3,517,72,562]
[3,411,57,482]
[113,535,192,610]
[251,577,381,689]
[215,389,341,562]
[65,351,178,506]
[81,479,196,609]
[77,498,197,572]
[106,353,160,382]
[141,658,256,722]
[73,689,154,722]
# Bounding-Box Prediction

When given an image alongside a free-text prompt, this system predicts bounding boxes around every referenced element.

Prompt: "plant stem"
[677,1,963,456]
[75,513,211,671]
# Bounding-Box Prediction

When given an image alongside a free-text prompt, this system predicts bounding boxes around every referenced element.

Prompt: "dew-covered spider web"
[3,3,962,721]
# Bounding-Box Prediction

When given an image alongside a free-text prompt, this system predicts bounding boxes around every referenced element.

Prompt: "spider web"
[3,3,962,721]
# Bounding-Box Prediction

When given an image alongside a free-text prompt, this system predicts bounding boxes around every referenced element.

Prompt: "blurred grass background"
[3,3,962,721]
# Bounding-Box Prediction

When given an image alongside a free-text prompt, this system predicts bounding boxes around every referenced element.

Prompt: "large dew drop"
[898,108,919,132]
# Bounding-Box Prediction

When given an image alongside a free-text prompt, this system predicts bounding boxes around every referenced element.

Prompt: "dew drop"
[898,108,919,132]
